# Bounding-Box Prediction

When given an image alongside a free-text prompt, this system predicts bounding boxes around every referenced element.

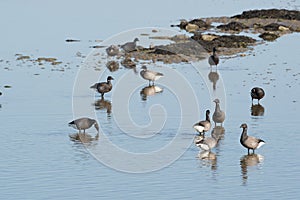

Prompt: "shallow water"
[1,1,300,199]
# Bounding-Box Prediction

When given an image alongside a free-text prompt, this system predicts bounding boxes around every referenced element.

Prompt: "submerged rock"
[65,39,80,42]
[259,32,280,41]
[106,61,119,72]
[16,55,30,60]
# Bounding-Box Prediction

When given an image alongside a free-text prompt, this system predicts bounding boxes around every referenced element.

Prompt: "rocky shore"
[124,9,300,63]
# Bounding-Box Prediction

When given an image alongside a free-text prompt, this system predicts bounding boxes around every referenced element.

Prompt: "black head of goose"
[251,87,265,103]
[208,47,219,67]
[140,65,164,86]
[240,123,265,154]
[90,76,114,98]
[193,110,211,135]
[212,98,225,127]
[120,38,139,53]
[68,117,99,134]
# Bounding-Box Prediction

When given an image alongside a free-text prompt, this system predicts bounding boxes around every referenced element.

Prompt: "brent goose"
[240,123,265,154]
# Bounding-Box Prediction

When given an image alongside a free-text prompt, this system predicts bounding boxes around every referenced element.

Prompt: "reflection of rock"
[106,61,119,72]
[251,103,265,116]
[240,154,264,184]
[208,68,220,90]
[140,85,163,101]
[69,133,99,143]
[211,126,225,141]
[121,57,137,74]
[94,98,112,114]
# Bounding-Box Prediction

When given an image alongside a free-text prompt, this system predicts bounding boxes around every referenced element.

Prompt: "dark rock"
[232,9,300,20]
[263,23,281,31]
[259,32,280,41]
[154,41,206,58]
[189,19,211,29]
[171,19,210,30]
[217,21,249,31]
[65,39,80,42]
[192,33,256,50]
[106,45,119,56]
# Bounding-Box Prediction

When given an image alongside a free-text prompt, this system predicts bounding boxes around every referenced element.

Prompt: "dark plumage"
[208,47,219,67]
[90,76,114,98]
[121,38,139,52]
[240,123,265,154]
[251,87,265,103]
[193,110,211,135]
[68,117,99,134]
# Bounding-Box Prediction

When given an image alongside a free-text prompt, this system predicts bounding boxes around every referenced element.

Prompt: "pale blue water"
[1,0,300,199]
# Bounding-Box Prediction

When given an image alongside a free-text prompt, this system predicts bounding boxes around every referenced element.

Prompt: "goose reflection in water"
[197,150,217,171]
[251,103,265,116]
[69,132,99,143]
[211,126,225,141]
[240,153,264,185]
[94,98,112,114]
[208,68,219,90]
[140,85,163,101]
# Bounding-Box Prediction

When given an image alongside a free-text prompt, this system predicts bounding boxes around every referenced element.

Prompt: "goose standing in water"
[140,66,164,85]
[194,134,218,151]
[212,99,225,126]
[251,87,265,103]
[90,76,114,98]
[68,117,99,134]
[193,110,211,135]
[208,47,219,67]
[121,38,139,52]
[240,123,265,154]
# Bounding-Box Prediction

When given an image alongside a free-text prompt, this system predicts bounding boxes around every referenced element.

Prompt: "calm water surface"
[1,0,300,199]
